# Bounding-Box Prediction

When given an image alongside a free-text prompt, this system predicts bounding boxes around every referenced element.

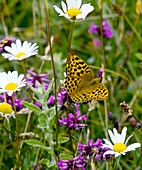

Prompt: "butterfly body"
[65,53,108,103]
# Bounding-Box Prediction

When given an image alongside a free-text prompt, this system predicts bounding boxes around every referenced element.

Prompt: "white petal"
[108,129,116,144]
[12,71,18,82]
[66,0,78,9]
[77,0,82,9]
[28,43,38,53]
[61,1,67,13]
[113,128,123,143]
[126,143,141,152]
[17,74,25,84]
[63,14,71,19]
[103,150,115,156]
[53,5,65,16]
[11,42,18,53]
[78,3,94,19]
[4,46,16,55]
[22,41,28,50]
[125,135,133,145]
[103,139,113,148]
[76,13,86,19]
[121,127,127,143]
[7,91,13,96]
[114,152,121,157]
[16,39,22,52]
[2,53,15,59]
[103,144,113,150]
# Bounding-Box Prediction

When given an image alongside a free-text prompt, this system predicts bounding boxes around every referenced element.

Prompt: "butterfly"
[64,53,108,103]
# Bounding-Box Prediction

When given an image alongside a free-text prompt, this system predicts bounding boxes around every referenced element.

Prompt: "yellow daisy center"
[0,102,12,114]
[5,82,17,90]
[113,142,127,153]
[66,8,81,18]
[16,52,26,58]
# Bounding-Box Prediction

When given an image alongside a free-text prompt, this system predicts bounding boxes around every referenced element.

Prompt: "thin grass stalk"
[43,0,59,159]
[99,1,109,170]
[68,20,75,53]
[12,94,20,168]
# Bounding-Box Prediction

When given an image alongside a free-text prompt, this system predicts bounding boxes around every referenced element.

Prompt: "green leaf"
[24,139,51,152]
[43,79,54,103]
[37,114,53,132]
[29,83,42,97]
[40,158,56,168]
[22,101,41,113]
[60,152,73,160]
[135,52,142,60]
[58,136,69,144]
[37,113,47,129]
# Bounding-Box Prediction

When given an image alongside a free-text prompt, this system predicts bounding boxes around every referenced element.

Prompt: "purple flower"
[97,68,103,78]
[47,95,55,105]
[93,39,101,48]
[34,101,42,109]
[57,153,87,170]
[58,88,67,106]
[77,139,112,162]
[26,70,50,90]
[88,23,100,33]
[74,103,80,111]
[94,147,111,161]
[59,110,86,130]
[102,19,113,38]
[0,93,25,111]
[88,19,113,38]
[92,139,112,161]
[0,37,16,52]
[78,139,96,157]
[78,139,102,158]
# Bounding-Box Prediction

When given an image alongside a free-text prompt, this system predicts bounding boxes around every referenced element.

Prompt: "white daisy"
[53,0,94,20]
[2,39,38,60]
[102,127,141,157]
[0,102,15,119]
[0,71,27,96]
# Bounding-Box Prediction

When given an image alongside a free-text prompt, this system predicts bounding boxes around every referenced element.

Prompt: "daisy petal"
[103,139,113,148]
[4,46,16,55]
[76,0,82,9]
[61,1,67,13]
[125,134,133,145]
[113,128,123,143]
[78,3,94,19]
[53,5,65,16]
[126,143,141,152]
[121,127,127,143]
[66,0,77,9]
[114,152,121,157]
[103,150,115,156]
[108,129,116,144]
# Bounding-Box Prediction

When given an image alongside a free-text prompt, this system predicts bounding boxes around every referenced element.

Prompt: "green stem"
[124,14,142,43]
[68,20,75,53]
[65,107,75,157]
[43,0,59,159]
[99,0,108,139]
[20,111,32,150]
[12,94,20,168]
[100,2,106,67]
[21,60,26,77]
[65,20,76,158]
[113,156,120,169]
[0,139,6,170]
[2,118,13,134]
